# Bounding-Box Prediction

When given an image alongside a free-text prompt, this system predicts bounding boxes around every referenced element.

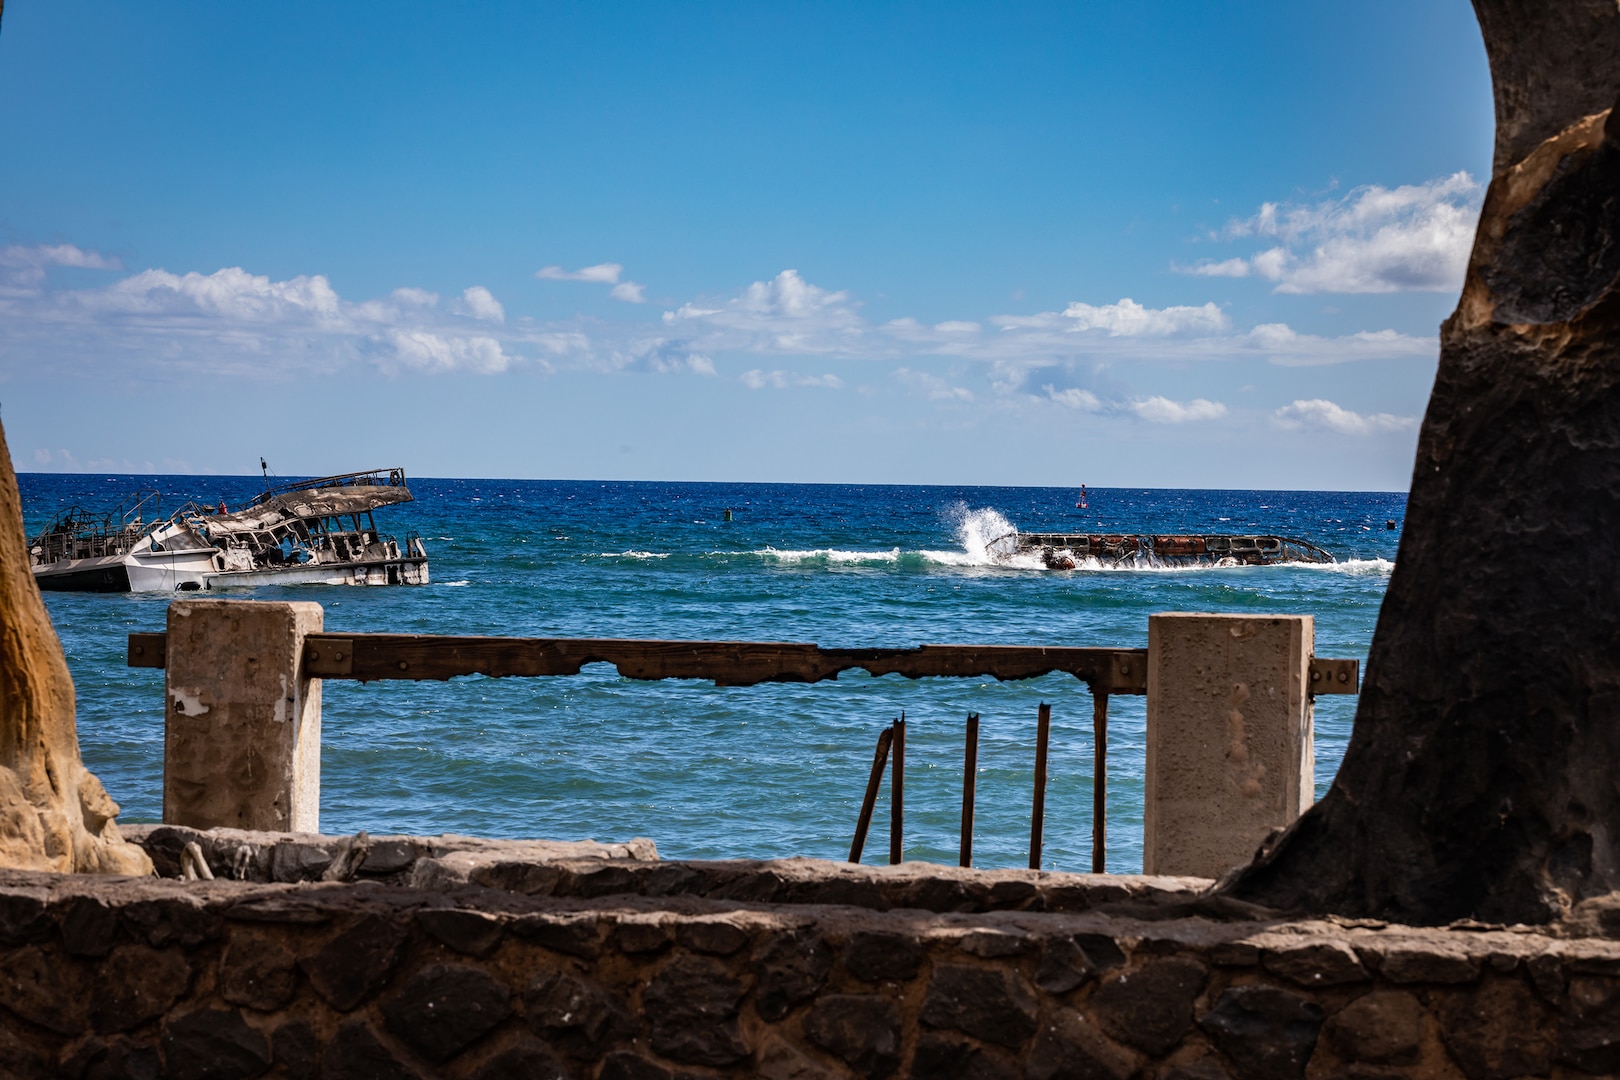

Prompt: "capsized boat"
[29,468,429,592]
[986,531,1334,570]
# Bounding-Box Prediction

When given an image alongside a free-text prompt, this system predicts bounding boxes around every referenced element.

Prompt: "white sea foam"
[1300,557,1394,576]
[440,580,472,587]
[752,547,902,564]
[582,509,1392,575]
[934,503,1036,567]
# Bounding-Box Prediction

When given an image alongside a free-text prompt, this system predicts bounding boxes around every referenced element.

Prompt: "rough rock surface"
[1224,1,1620,925]
[0,868,1614,1078]
[0,420,150,876]
[122,823,1214,914]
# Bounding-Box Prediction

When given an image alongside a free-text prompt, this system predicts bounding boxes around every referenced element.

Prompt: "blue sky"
[0,1,1492,488]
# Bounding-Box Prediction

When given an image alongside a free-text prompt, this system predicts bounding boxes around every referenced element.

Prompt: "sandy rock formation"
[1225,1,1620,924]
[0,420,151,874]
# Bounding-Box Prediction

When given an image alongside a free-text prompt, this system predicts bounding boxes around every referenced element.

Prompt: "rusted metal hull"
[990,532,1334,568]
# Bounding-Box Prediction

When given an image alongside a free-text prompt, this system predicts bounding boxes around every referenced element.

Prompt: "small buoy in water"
[724,509,733,521]
[1386,519,1397,530]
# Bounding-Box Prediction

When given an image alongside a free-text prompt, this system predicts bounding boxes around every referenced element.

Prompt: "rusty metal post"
[889,713,906,865]
[1092,691,1108,873]
[960,713,979,867]
[1030,702,1051,871]
[848,726,894,864]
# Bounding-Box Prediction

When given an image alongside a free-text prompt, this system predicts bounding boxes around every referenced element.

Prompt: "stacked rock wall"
[6,862,1620,1080]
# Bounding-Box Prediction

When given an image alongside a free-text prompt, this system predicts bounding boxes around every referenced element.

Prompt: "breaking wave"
[1300,557,1394,577]
[752,547,902,565]
[579,504,1392,575]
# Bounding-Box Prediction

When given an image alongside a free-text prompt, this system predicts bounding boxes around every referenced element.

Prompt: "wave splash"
[588,503,1392,574]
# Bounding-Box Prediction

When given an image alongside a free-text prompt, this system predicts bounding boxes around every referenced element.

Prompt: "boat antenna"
[260,457,272,495]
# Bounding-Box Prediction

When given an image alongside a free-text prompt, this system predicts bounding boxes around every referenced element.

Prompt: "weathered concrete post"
[1144,613,1313,878]
[164,600,322,832]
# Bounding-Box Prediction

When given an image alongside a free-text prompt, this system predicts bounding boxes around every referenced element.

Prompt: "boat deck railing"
[248,467,407,508]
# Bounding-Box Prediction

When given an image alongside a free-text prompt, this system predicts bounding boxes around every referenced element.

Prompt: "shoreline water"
[24,475,1402,873]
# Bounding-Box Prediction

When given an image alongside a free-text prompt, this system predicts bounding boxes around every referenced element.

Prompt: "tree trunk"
[0,421,151,875]
[1223,1,1620,925]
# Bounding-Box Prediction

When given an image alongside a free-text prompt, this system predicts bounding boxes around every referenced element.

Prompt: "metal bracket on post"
[1308,657,1359,694]
[1106,650,1146,695]
[305,638,354,677]
[128,632,166,669]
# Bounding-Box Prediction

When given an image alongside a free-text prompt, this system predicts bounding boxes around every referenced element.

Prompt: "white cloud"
[992,297,1228,338]
[26,449,87,472]
[1273,398,1418,435]
[0,243,122,295]
[739,369,844,390]
[894,368,973,401]
[383,331,512,374]
[1245,323,1433,366]
[664,270,864,354]
[460,285,505,323]
[1059,298,1228,335]
[680,355,718,376]
[536,262,646,304]
[1183,257,1250,279]
[600,338,717,376]
[0,258,568,378]
[391,287,439,307]
[1130,396,1227,423]
[536,262,623,283]
[1045,386,1103,411]
[0,250,1436,400]
[1188,173,1482,294]
[88,266,345,322]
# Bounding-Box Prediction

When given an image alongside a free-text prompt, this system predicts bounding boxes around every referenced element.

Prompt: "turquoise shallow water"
[23,475,1403,874]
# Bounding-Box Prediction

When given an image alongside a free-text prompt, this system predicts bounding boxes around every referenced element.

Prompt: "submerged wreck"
[988,531,1334,569]
[30,468,429,592]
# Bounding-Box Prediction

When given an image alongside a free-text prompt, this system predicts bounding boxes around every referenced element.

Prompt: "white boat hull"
[36,552,430,593]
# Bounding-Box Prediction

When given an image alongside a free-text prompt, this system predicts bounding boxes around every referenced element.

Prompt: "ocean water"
[22,475,1404,874]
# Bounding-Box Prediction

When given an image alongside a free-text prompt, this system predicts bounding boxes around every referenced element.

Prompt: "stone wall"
[8,850,1620,1079]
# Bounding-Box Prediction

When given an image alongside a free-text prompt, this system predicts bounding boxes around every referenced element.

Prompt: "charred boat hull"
[29,468,432,593]
[31,555,133,592]
[34,546,429,593]
[988,532,1335,568]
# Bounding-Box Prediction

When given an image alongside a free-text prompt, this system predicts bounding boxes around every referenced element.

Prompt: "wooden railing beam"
[133,631,1156,693]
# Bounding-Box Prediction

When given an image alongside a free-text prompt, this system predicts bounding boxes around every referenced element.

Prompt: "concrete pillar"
[1143,613,1313,878]
[164,600,322,832]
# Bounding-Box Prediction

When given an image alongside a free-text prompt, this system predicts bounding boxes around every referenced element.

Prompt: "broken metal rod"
[1092,691,1109,873]
[889,713,906,866]
[960,712,979,868]
[848,725,894,864]
[1030,702,1051,871]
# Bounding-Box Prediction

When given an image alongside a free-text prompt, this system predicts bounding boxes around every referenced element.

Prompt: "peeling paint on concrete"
[170,688,211,717]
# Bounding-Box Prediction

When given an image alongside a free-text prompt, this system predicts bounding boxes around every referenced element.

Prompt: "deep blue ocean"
[21,474,1403,874]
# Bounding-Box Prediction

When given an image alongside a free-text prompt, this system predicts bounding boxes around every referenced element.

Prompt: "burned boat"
[987,531,1334,570]
[30,468,429,592]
